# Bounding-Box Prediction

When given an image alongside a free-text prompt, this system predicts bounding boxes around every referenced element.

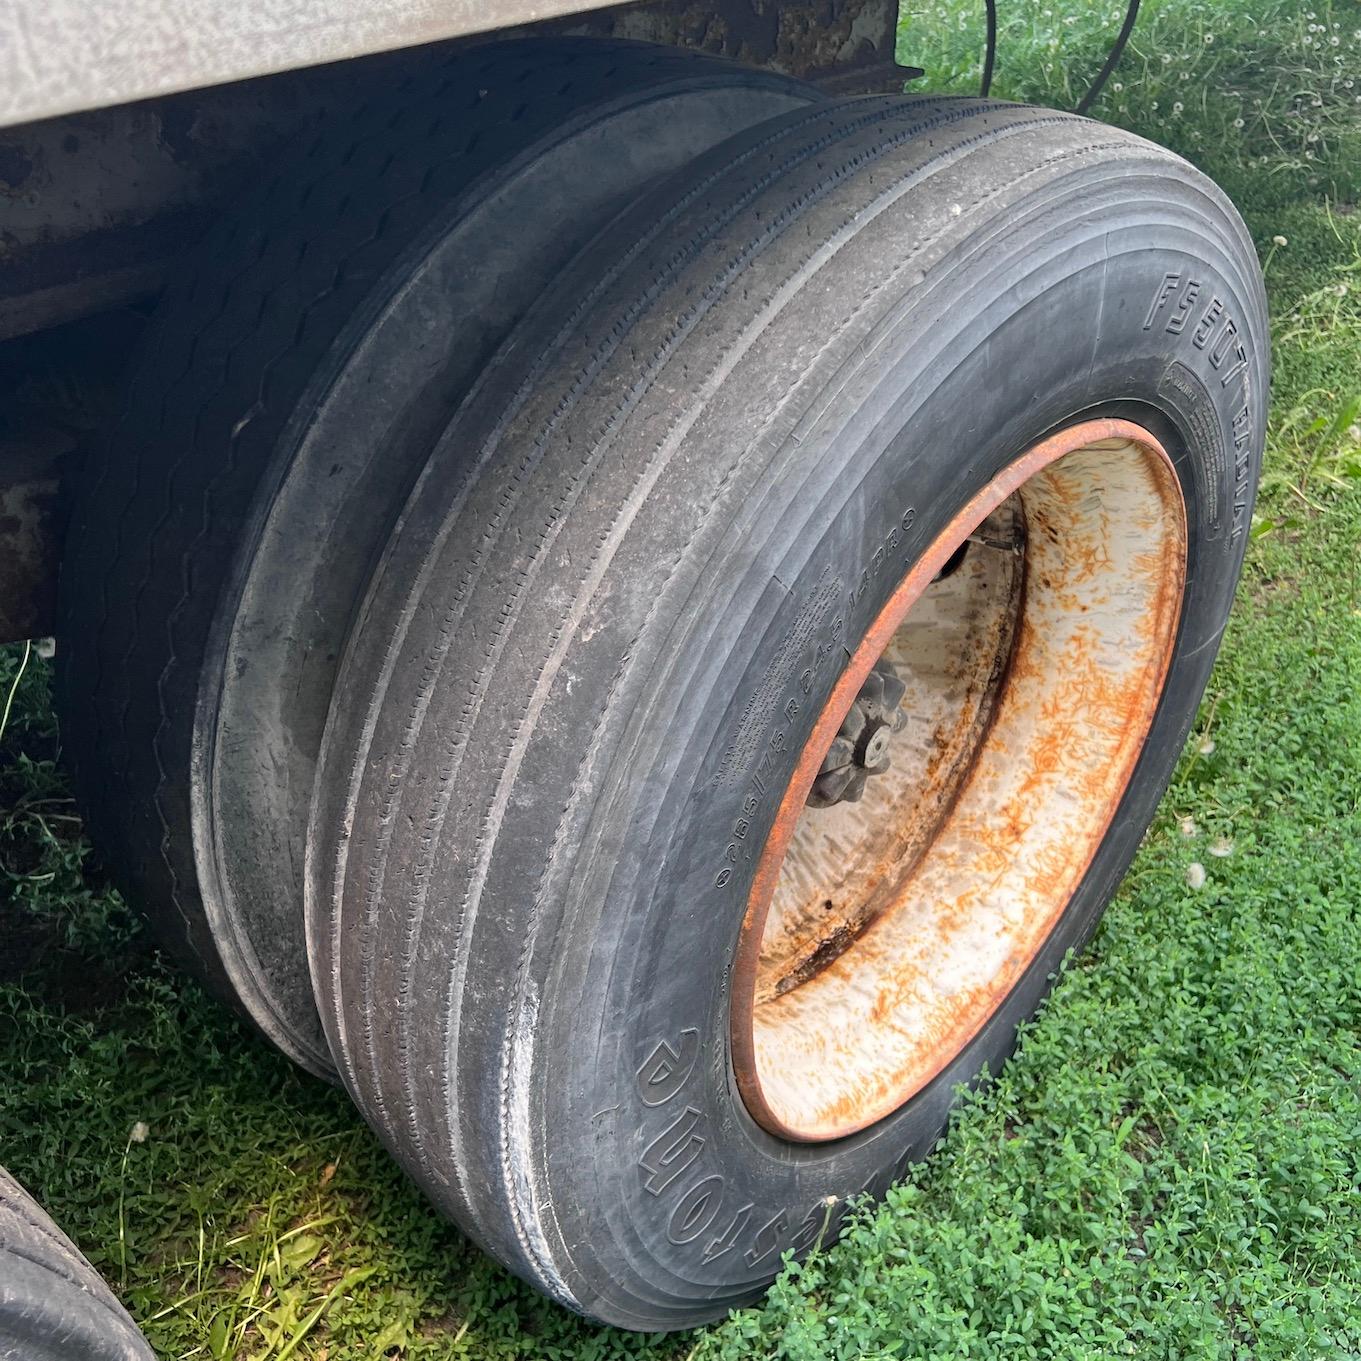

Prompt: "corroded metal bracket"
[570,0,900,89]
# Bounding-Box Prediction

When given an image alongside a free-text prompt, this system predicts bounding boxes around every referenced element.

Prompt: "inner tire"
[309,95,1266,1327]
[55,38,817,1074]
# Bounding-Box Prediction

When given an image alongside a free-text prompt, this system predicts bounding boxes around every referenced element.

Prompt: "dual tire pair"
[56,38,1266,1330]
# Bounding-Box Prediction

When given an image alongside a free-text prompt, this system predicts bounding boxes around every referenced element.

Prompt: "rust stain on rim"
[731,418,1187,1143]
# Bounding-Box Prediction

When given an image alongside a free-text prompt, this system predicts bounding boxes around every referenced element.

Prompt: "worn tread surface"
[55,38,815,1072]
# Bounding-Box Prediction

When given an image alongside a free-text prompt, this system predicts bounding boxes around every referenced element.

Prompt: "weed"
[900,0,1361,203]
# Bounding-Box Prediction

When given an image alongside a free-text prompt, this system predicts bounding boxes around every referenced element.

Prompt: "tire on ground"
[55,39,817,1074]
[310,95,1267,1329]
[0,1167,153,1361]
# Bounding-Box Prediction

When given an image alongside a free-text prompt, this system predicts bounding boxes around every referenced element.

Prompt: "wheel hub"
[731,419,1188,1143]
[807,663,907,808]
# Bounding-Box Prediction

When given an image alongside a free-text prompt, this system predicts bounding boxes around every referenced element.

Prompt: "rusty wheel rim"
[731,418,1187,1143]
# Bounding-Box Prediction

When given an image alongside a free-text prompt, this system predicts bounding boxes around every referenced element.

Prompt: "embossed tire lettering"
[307,96,1267,1329]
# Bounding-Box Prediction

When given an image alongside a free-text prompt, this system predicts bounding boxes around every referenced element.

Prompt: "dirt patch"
[0,891,138,1014]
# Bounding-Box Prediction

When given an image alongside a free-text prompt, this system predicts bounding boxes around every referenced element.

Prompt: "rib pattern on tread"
[316,92,1012,1218]
[55,39,805,1036]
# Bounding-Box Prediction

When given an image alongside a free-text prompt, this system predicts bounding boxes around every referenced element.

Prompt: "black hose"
[1075,0,1142,115]
[980,0,998,96]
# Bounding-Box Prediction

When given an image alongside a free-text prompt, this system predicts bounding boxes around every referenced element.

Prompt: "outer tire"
[0,1168,153,1361]
[310,96,1266,1328]
[55,39,817,1074]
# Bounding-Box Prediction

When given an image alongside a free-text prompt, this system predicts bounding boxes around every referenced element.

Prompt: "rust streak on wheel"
[731,417,1187,1143]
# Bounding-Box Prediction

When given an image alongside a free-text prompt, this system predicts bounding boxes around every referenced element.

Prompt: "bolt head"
[863,726,892,767]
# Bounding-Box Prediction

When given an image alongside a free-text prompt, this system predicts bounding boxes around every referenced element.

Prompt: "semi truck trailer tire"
[56,39,817,1075]
[307,95,1266,1328]
[0,1168,153,1361]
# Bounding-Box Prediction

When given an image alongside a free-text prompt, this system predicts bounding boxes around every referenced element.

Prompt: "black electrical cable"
[1075,0,1142,115]
[979,0,998,96]
[975,0,1141,113]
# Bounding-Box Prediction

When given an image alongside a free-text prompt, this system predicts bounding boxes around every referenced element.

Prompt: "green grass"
[3,3,1360,1356]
